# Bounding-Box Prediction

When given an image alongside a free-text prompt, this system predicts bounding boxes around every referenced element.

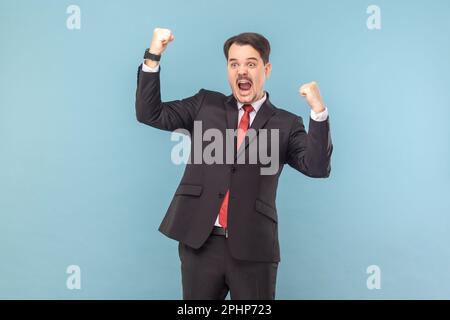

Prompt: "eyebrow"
[228,57,259,62]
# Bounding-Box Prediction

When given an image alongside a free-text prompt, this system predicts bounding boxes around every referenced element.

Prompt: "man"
[135,28,333,300]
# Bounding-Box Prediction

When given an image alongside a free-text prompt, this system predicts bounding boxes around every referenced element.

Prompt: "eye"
[248,62,256,68]
[230,63,238,68]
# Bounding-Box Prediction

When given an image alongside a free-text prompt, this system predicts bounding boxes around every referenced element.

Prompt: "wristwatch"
[144,49,161,61]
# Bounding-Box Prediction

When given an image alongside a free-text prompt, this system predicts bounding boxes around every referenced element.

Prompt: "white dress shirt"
[141,61,329,227]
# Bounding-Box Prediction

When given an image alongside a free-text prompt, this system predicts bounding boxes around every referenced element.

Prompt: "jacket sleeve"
[286,115,333,178]
[135,64,205,132]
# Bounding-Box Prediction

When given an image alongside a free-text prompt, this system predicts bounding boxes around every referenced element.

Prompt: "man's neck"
[236,91,267,113]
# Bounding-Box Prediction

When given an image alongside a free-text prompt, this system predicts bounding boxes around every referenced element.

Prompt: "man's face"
[227,43,272,104]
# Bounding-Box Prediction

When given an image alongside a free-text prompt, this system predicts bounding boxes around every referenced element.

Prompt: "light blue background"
[1,0,450,299]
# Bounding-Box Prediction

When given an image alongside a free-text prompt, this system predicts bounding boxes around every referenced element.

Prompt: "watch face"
[144,50,160,61]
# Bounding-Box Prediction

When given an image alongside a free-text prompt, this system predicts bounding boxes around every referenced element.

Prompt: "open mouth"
[237,79,252,93]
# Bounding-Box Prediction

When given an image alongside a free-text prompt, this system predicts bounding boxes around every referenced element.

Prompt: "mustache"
[236,76,252,83]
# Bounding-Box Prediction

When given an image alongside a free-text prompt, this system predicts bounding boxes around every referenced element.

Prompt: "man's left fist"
[299,81,326,113]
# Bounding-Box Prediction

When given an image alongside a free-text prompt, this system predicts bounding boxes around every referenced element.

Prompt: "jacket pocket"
[175,184,203,196]
[255,199,278,223]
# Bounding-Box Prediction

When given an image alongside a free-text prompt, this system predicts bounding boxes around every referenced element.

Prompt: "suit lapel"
[225,94,239,130]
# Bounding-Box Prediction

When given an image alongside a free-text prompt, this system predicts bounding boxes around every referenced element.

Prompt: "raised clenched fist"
[149,28,174,56]
[299,81,326,113]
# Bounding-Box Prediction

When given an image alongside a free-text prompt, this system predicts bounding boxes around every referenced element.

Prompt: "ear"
[264,62,272,79]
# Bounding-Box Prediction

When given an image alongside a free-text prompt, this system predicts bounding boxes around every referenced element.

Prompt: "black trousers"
[178,232,278,300]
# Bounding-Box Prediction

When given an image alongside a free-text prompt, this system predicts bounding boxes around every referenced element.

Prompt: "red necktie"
[218,104,254,229]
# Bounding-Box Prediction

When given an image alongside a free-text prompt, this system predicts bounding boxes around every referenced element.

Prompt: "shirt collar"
[236,92,267,113]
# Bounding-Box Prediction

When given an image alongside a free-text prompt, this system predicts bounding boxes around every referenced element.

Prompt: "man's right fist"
[149,28,174,55]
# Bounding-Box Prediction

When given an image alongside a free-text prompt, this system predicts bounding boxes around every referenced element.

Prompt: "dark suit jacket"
[135,64,333,262]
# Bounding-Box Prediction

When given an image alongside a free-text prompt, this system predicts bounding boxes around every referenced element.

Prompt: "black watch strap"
[144,49,161,61]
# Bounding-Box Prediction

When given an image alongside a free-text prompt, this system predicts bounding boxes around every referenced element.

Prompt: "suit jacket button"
[218,192,224,198]
[231,166,236,173]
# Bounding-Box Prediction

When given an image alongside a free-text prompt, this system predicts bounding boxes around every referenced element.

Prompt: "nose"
[237,65,248,76]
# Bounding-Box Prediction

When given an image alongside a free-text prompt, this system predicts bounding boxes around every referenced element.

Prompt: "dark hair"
[223,32,271,65]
